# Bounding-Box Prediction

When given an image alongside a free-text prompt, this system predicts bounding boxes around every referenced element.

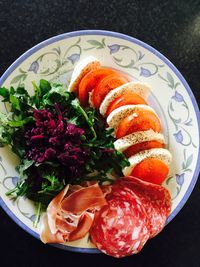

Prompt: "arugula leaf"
[39,174,65,194]
[15,87,30,97]
[16,159,34,179]
[41,83,71,108]
[39,79,51,95]
[10,94,21,111]
[8,116,34,127]
[0,127,12,145]
[33,202,42,228]
[0,87,10,100]
[71,98,97,139]
[0,112,14,145]
[68,116,80,125]
[6,180,29,198]
[31,81,41,108]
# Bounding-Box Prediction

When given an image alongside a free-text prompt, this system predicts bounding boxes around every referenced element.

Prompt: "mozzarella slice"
[68,56,101,92]
[114,129,165,152]
[99,82,151,116]
[123,148,172,176]
[107,104,158,132]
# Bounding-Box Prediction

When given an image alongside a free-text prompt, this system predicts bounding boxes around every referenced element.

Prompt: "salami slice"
[90,194,149,258]
[114,176,171,238]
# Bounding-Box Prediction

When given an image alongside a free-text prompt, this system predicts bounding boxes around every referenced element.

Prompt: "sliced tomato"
[131,158,169,185]
[92,74,129,109]
[106,92,147,117]
[124,141,165,158]
[116,110,161,139]
[78,68,116,106]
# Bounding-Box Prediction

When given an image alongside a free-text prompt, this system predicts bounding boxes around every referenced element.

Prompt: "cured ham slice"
[68,212,94,241]
[39,183,107,243]
[47,185,69,234]
[40,213,65,244]
[61,183,107,214]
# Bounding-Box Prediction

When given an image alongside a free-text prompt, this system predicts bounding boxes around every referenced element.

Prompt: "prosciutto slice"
[39,183,107,244]
[61,183,107,214]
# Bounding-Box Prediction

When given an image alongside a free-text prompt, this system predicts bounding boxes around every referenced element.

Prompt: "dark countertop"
[0,0,200,266]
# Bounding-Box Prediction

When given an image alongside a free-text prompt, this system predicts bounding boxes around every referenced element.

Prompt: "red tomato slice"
[116,110,161,139]
[131,158,169,185]
[92,74,129,109]
[78,68,116,106]
[124,141,165,158]
[106,92,147,117]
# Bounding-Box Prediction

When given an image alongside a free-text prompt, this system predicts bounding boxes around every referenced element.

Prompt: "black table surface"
[0,0,200,266]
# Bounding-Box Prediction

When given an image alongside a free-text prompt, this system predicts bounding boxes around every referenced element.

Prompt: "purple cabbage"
[24,106,88,178]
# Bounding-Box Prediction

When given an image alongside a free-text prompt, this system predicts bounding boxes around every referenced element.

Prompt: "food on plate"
[78,68,117,106]
[90,192,149,257]
[99,81,150,116]
[40,183,106,243]
[124,140,165,158]
[90,176,171,257]
[131,158,169,184]
[113,129,165,152]
[122,148,172,176]
[68,56,101,92]
[0,56,173,258]
[106,104,159,133]
[115,109,161,139]
[92,73,129,108]
[112,176,171,238]
[105,91,148,117]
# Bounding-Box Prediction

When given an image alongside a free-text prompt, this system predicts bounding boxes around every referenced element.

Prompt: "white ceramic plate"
[0,30,199,253]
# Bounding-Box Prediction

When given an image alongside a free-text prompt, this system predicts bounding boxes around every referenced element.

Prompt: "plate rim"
[0,29,200,253]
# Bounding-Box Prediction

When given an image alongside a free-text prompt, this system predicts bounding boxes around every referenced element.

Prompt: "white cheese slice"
[123,148,172,176]
[99,82,151,116]
[107,104,158,132]
[114,129,165,152]
[68,56,101,92]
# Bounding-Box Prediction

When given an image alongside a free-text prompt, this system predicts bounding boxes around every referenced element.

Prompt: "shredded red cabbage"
[24,105,88,178]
